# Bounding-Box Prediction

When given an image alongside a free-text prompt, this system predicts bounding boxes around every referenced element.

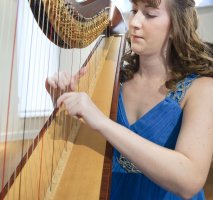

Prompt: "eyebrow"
[145,5,159,9]
[132,3,159,10]
[131,0,161,8]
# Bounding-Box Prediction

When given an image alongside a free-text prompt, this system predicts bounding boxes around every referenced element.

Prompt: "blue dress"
[110,74,206,200]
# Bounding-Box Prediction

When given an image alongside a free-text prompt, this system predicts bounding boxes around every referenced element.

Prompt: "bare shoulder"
[184,76,213,104]
[191,76,213,90]
[181,76,213,132]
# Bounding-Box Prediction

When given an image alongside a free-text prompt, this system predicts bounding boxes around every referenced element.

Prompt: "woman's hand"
[57,92,108,131]
[45,67,88,104]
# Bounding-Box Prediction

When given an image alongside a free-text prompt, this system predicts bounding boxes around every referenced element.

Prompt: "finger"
[51,73,65,90]
[73,71,81,81]
[56,93,68,107]
[69,74,83,91]
[57,93,72,107]
[60,73,70,90]
[69,77,76,91]
[45,78,57,90]
[63,98,83,120]
[63,97,79,114]
[79,66,88,76]
[64,72,71,84]
[51,75,61,87]
[57,78,66,90]
[74,65,88,80]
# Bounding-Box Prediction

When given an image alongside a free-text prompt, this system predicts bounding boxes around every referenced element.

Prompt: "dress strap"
[167,74,199,104]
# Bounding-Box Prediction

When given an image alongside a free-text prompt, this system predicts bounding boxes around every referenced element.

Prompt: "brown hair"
[131,0,161,8]
[120,0,213,89]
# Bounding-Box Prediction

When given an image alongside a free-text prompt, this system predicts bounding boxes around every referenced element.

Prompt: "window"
[17,0,59,117]
[196,0,213,7]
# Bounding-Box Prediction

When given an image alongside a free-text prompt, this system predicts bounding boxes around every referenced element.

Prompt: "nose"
[129,11,144,29]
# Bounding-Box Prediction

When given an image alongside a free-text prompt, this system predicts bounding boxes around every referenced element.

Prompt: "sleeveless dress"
[110,74,206,200]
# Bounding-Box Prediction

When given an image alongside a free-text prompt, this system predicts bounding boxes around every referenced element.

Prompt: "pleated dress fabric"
[110,74,206,200]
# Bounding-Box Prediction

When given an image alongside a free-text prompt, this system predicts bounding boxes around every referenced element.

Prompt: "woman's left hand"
[57,92,108,131]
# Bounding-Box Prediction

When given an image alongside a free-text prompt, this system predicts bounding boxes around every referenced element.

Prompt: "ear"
[168,28,173,40]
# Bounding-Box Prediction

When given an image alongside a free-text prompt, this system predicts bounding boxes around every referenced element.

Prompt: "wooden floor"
[0,140,32,187]
[0,141,213,199]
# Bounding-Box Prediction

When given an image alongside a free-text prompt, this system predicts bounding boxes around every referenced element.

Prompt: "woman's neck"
[137,54,171,82]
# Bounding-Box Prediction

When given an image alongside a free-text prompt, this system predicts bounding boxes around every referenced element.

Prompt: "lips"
[131,34,144,39]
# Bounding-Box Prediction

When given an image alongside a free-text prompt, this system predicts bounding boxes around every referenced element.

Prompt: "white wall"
[197,6,213,42]
[0,0,19,137]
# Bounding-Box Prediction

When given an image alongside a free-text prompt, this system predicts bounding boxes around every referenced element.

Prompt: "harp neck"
[69,0,110,18]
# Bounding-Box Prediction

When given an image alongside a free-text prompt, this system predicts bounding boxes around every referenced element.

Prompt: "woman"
[46,0,213,199]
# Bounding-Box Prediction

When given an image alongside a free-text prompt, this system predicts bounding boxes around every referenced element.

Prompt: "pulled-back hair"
[120,0,213,89]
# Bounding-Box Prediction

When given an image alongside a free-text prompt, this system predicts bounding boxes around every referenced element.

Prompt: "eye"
[144,13,157,18]
[130,9,137,15]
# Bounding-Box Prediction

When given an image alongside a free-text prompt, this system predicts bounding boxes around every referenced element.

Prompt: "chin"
[131,45,144,55]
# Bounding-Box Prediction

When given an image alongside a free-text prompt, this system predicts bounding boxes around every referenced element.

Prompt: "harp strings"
[0,0,9,192]
[20,3,29,197]
[1,0,20,195]
[37,0,53,197]
[44,0,64,195]
[23,2,43,197]
[48,0,108,170]
[9,0,25,197]
[18,0,40,198]
[1,0,110,199]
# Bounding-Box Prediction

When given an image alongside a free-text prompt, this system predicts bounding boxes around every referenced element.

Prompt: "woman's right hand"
[45,67,88,104]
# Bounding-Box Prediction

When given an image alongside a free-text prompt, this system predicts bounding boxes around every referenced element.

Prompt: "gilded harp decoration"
[0,0,126,199]
[29,0,110,48]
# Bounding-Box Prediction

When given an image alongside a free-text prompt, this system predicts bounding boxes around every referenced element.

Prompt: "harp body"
[0,0,126,199]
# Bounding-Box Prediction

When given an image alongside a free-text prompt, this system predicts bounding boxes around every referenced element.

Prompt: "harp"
[0,0,127,199]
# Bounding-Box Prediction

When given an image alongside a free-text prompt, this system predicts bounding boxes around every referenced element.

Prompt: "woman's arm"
[57,77,213,199]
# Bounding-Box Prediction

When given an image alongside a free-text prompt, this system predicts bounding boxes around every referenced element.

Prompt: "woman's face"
[128,0,171,57]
